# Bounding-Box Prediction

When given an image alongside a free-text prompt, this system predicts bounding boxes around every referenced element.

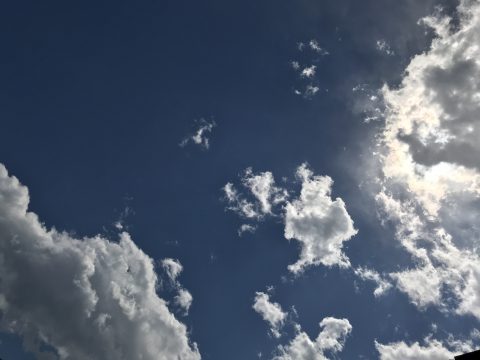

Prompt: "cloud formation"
[376,335,476,360]
[370,0,480,319]
[161,258,193,314]
[224,164,357,273]
[274,317,352,360]
[252,292,287,338]
[180,118,216,150]
[284,164,357,273]
[0,164,200,360]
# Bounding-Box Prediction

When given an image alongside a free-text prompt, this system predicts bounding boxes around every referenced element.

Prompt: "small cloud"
[309,39,329,55]
[238,224,257,237]
[376,39,394,56]
[180,118,216,150]
[300,65,316,78]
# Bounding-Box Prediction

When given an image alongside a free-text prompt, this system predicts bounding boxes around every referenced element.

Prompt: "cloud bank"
[371,0,480,320]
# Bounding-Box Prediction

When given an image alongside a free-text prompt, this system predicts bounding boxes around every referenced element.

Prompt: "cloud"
[309,39,329,55]
[223,164,357,273]
[180,118,216,150]
[161,258,193,314]
[175,289,193,315]
[238,224,257,237]
[0,164,200,360]
[368,0,480,319]
[223,168,287,220]
[291,40,328,99]
[300,65,316,79]
[375,336,475,360]
[376,40,394,56]
[284,164,357,273]
[274,317,352,360]
[161,258,184,283]
[253,292,287,338]
[354,267,392,297]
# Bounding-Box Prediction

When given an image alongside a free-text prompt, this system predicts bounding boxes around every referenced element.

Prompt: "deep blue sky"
[0,0,471,359]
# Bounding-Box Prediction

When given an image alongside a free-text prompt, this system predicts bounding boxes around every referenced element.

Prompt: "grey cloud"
[0,164,200,360]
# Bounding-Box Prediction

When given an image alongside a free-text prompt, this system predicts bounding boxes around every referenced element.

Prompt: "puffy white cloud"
[274,317,352,360]
[223,164,357,273]
[354,267,392,297]
[369,0,480,319]
[375,336,475,360]
[180,119,216,150]
[0,164,200,360]
[284,164,357,273]
[253,292,287,338]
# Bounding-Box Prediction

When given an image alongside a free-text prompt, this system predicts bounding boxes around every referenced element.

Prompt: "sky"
[0,0,479,359]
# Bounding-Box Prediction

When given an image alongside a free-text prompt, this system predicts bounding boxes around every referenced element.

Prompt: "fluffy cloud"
[223,164,357,273]
[0,164,200,360]
[370,0,480,319]
[180,118,216,150]
[375,335,475,360]
[284,164,357,273]
[252,292,287,338]
[274,317,352,360]
[161,258,184,283]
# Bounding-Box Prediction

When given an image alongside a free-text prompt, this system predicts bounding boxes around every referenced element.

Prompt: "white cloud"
[0,164,200,360]
[304,85,320,98]
[274,317,352,360]
[238,224,257,237]
[175,289,193,315]
[223,182,261,219]
[369,0,480,319]
[253,292,287,338]
[300,65,316,79]
[242,168,288,215]
[223,164,357,273]
[180,119,216,150]
[309,40,329,55]
[375,336,473,360]
[161,258,193,314]
[354,267,392,297]
[161,258,183,283]
[284,164,357,273]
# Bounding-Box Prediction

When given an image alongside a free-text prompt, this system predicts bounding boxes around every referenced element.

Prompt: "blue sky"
[1,0,479,359]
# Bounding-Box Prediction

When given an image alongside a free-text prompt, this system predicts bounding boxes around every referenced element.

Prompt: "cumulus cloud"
[175,289,193,315]
[223,164,357,273]
[368,0,480,319]
[300,65,317,79]
[253,292,287,338]
[274,317,352,360]
[0,164,200,360]
[180,118,216,150]
[375,336,475,360]
[284,164,357,273]
[161,258,184,283]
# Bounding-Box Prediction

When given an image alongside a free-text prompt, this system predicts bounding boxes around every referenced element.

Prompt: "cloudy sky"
[1,0,479,359]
